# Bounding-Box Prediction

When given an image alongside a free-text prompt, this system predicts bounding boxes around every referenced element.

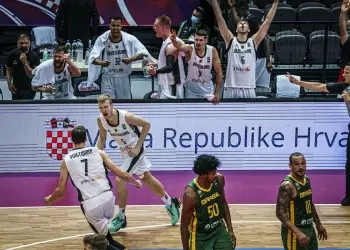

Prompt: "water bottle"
[65,40,72,57]
[77,39,84,63]
[72,40,77,62]
[43,49,48,61]
[85,47,90,65]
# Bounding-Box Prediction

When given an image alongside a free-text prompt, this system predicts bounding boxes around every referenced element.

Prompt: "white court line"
[5,219,350,250]
[0,204,342,209]
[5,223,172,250]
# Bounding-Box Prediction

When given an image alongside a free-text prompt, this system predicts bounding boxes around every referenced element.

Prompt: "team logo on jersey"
[44,117,76,161]
[207,57,210,63]
[122,124,127,130]
[114,128,118,132]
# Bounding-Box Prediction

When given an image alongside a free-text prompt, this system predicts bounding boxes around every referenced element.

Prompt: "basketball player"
[44,126,141,249]
[170,29,222,104]
[276,152,328,250]
[90,16,151,99]
[212,0,279,98]
[148,15,186,99]
[181,155,236,250]
[96,94,181,232]
[31,46,81,99]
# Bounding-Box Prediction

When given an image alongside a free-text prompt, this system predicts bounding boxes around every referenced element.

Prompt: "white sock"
[118,207,125,218]
[161,193,172,206]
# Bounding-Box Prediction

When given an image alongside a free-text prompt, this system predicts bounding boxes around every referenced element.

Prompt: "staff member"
[6,34,40,100]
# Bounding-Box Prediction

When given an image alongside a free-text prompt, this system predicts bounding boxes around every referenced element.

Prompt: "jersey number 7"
[81,159,88,176]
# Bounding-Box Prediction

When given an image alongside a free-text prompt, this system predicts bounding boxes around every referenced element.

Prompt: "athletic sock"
[118,207,126,219]
[161,193,172,206]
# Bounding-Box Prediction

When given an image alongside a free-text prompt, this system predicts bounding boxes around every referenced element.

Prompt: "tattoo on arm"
[276,182,292,225]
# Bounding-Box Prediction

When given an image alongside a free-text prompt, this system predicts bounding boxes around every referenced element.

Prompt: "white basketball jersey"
[43,62,75,100]
[99,110,139,157]
[185,45,214,95]
[103,38,131,77]
[64,147,112,202]
[157,37,186,86]
[225,37,256,88]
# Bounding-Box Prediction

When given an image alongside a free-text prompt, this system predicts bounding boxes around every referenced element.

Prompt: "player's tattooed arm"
[276,181,302,235]
[276,181,292,225]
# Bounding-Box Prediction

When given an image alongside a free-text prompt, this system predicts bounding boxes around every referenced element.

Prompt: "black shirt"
[326,82,348,94]
[6,49,40,90]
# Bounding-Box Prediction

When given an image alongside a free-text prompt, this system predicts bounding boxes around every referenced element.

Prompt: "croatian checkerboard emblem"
[44,117,76,160]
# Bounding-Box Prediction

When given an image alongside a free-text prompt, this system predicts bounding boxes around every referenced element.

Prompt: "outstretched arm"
[212,0,234,47]
[252,0,279,47]
[170,30,192,55]
[286,72,329,92]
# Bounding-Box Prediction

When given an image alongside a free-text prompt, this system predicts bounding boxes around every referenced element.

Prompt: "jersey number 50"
[208,203,220,218]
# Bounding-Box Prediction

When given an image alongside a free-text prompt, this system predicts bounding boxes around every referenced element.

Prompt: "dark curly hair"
[193,154,221,175]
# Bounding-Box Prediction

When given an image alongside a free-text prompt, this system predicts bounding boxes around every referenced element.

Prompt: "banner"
[0,0,199,26]
[0,102,349,172]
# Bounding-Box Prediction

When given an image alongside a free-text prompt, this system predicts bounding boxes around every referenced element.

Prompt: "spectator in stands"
[339,0,350,82]
[5,34,40,100]
[286,69,350,206]
[229,0,273,88]
[177,6,212,44]
[55,0,100,50]
[212,0,278,98]
[31,46,81,100]
[88,16,155,100]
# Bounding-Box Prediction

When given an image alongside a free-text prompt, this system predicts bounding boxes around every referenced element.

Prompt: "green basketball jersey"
[187,177,225,235]
[283,174,313,228]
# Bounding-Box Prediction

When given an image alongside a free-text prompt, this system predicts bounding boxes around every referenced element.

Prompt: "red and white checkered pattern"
[35,0,60,12]
[46,130,73,160]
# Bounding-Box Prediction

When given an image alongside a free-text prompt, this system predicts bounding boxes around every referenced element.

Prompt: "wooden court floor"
[1,205,349,250]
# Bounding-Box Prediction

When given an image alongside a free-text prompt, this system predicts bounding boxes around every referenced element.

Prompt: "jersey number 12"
[81,159,88,176]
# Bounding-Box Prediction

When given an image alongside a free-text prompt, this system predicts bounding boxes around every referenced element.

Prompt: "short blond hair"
[97,94,112,104]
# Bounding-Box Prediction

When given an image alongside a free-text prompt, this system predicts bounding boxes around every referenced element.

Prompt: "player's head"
[191,6,205,25]
[109,16,123,37]
[53,45,67,68]
[194,30,208,51]
[343,64,350,83]
[289,152,306,178]
[154,15,171,38]
[83,234,108,250]
[236,18,250,35]
[235,0,250,18]
[72,126,87,145]
[193,154,221,183]
[17,34,30,53]
[97,94,114,119]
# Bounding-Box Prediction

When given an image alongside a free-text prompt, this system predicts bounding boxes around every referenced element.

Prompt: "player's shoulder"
[216,173,225,186]
[184,185,197,198]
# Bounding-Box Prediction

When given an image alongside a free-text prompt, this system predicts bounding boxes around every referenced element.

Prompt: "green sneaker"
[109,214,127,232]
[165,197,181,225]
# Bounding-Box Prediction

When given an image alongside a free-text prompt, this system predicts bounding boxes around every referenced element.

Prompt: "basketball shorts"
[189,225,233,250]
[223,87,256,98]
[81,190,115,236]
[281,225,318,250]
[120,148,151,178]
[101,74,132,99]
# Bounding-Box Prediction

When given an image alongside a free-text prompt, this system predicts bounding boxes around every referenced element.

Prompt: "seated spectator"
[5,34,40,100]
[31,46,81,99]
[177,6,212,44]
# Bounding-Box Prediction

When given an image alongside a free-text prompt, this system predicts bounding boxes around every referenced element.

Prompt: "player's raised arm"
[212,0,234,46]
[97,117,107,150]
[170,29,192,55]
